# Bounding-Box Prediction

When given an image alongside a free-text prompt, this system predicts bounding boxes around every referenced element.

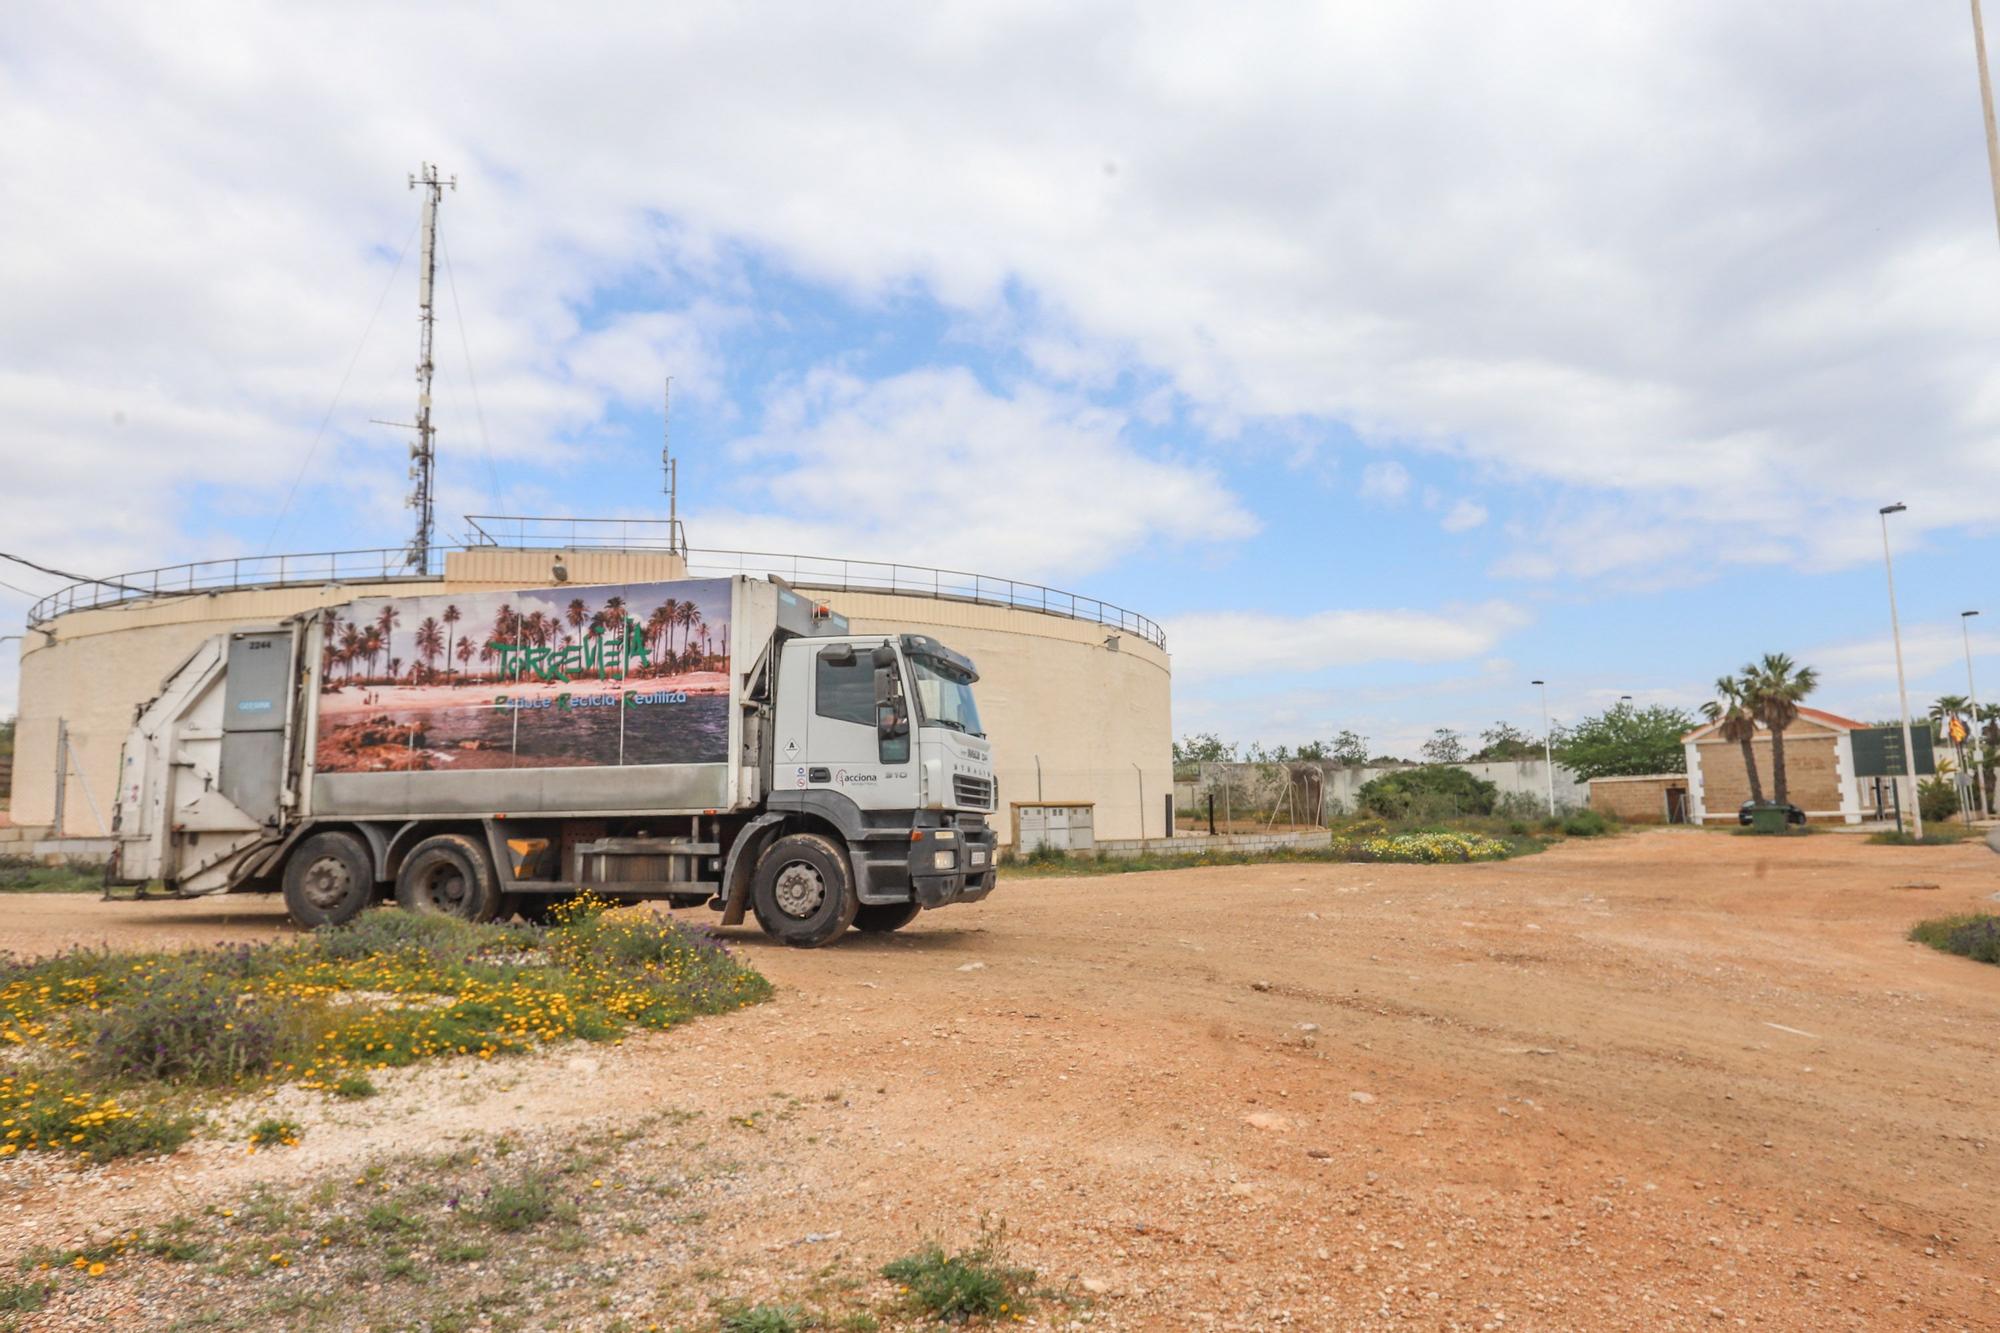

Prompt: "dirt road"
[3,829,1997,1329]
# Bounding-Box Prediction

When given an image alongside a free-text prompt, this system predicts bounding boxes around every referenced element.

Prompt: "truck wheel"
[750,833,857,947]
[853,902,921,933]
[282,832,373,928]
[396,834,501,922]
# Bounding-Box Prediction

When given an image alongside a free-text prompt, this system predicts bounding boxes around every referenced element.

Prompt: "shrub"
[721,1306,812,1333]
[330,1073,378,1099]
[249,1117,302,1149]
[476,1172,568,1233]
[86,958,302,1085]
[882,1240,1033,1323]
[1493,791,1549,823]
[1355,767,1499,820]
[1918,777,1960,823]
[1561,810,1610,837]
[1910,914,2000,965]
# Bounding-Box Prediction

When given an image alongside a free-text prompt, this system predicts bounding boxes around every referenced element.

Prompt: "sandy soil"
[3,828,1998,1329]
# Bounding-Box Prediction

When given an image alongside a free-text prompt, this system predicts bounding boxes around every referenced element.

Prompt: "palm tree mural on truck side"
[313,580,738,773]
[1702,675,1767,806]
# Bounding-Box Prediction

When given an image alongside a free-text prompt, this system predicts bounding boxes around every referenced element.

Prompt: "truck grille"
[952,774,994,810]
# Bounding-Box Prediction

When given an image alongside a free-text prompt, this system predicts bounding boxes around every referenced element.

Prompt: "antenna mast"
[663,376,680,553]
[406,162,456,570]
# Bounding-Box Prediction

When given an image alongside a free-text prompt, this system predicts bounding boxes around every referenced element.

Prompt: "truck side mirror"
[873,665,898,705]
[870,643,896,669]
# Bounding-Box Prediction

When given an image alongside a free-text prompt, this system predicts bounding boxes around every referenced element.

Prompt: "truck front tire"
[853,902,921,933]
[397,834,502,922]
[750,833,857,947]
[282,832,374,929]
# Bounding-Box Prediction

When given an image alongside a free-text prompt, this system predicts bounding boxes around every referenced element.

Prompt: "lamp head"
[1880,502,1907,515]
[1965,610,1980,619]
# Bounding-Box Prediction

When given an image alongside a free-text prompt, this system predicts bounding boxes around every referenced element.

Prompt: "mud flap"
[719,813,789,926]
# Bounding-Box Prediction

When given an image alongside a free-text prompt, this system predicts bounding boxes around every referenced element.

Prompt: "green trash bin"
[1748,803,1789,834]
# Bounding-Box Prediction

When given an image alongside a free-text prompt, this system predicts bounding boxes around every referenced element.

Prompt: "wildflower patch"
[0,895,770,1160]
[1327,830,1513,864]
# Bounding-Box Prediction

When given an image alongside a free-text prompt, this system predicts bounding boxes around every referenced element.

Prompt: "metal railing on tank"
[26,522,1166,649]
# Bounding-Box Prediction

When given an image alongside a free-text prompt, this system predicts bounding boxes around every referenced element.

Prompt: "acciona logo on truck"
[832,770,878,785]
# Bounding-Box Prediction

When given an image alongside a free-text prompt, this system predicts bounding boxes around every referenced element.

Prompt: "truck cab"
[763,632,997,928]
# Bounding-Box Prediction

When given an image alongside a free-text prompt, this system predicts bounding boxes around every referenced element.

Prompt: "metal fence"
[25,531,1166,648]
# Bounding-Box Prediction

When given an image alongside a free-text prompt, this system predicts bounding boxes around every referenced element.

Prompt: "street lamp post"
[1965,610,1985,819]
[1531,679,1555,817]
[1879,504,1922,838]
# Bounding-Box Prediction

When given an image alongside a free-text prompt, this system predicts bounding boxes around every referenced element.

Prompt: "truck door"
[805,643,919,811]
[219,629,292,826]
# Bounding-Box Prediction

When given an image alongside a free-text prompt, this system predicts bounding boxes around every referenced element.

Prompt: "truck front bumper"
[907,823,998,908]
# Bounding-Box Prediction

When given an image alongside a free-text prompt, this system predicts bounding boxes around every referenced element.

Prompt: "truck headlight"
[933,849,958,871]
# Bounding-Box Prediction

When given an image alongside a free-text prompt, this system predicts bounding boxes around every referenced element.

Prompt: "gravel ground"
[1,828,1997,1329]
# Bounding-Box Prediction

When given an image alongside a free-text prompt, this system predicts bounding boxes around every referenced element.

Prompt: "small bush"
[1910,914,2000,965]
[1918,777,1960,823]
[0,1279,51,1312]
[1561,810,1610,837]
[1356,767,1499,820]
[476,1173,568,1233]
[882,1230,1034,1323]
[1867,829,1970,846]
[86,958,301,1085]
[249,1117,303,1149]
[721,1305,813,1333]
[330,1073,378,1099]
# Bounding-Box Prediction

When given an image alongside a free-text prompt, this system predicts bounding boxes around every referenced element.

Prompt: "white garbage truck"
[109,575,998,946]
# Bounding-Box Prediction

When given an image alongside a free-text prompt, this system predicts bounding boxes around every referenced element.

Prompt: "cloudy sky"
[5,2,2000,754]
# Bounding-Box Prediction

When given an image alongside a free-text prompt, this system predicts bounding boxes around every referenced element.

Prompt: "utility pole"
[1531,679,1555,816]
[1972,1,2000,248]
[662,377,680,553]
[1879,504,1923,838]
[406,163,455,571]
[1965,610,1985,817]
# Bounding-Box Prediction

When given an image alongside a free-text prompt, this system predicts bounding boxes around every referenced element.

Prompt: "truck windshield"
[908,654,984,737]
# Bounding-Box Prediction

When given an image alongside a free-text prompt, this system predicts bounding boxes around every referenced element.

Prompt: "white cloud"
[1166,601,1529,681]
[1441,498,1488,533]
[4,0,2000,608]
[693,367,1255,581]
[1359,460,1412,504]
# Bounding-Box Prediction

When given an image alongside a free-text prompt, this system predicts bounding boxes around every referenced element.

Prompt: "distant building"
[1679,707,1868,824]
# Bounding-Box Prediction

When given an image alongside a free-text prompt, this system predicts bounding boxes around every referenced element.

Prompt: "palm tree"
[646,603,674,675]
[362,627,385,682]
[1933,695,1975,814]
[374,604,400,671]
[1741,653,1819,808]
[675,601,700,669]
[338,623,364,683]
[322,608,343,679]
[441,604,461,682]
[456,636,474,682]
[566,597,590,649]
[1702,674,1766,806]
[415,617,445,683]
[478,640,497,681]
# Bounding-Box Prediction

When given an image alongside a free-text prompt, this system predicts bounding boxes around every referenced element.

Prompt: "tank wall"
[832,594,1173,843]
[9,554,1171,846]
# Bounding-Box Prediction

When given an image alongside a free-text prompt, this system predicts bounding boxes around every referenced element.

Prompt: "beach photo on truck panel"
[312,579,732,773]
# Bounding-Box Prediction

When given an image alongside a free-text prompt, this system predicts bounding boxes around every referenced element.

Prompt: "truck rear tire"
[853,902,921,933]
[282,832,374,929]
[750,833,857,947]
[397,834,502,923]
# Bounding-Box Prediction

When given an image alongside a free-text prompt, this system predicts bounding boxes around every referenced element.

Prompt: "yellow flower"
[88,1261,106,1276]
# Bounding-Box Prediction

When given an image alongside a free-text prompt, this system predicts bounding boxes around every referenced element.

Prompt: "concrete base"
[29,837,115,863]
